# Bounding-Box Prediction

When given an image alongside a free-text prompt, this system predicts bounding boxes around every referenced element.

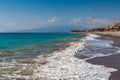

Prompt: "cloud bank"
[70,17,120,29]
[0,16,119,32]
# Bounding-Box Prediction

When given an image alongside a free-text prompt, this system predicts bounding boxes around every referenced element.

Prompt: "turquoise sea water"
[0,33,85,61]
[0,33,84,50]
[0,33,119,80]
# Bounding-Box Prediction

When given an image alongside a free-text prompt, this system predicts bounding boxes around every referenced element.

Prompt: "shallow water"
[0,33,119,80]
[75,34,120,59]
[0,33,85,62]
[0,33,84,50]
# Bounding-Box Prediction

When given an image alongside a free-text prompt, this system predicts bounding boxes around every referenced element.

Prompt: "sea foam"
[32,34,117,80]
[0,34,118,80]
[75,34,119,59]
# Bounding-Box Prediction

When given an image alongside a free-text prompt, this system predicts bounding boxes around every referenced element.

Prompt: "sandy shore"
[0,32,119,80]
[93,32,120,36]
[0,33,116,80]
[87,32,120,80]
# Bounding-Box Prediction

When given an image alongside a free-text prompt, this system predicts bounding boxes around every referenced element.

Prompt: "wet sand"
[87,32,120,80]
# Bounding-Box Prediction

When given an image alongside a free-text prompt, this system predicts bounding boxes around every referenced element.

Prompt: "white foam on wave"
[76,34,120,59]
[31,34,117,80]
[0,34,118,80]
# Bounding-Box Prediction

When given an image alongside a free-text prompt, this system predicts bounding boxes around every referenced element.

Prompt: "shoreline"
[0,33,116,80]
[32,36,115,80]
[0,32,119,80]
[89,32,120,37]
[86,32,120,80]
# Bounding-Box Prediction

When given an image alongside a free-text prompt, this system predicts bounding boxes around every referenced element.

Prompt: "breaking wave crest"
[0,34,119,80]
[75,34,120,59]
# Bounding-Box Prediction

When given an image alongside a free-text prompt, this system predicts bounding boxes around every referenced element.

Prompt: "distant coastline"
[71,23,120,33]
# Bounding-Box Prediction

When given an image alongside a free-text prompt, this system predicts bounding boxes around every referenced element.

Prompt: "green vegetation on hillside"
[71,23,120,32]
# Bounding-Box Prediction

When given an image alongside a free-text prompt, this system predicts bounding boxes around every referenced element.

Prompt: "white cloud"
[0,17,59,32]
[70,17,120,29]
[5,23,17,26]
[48,17,59,24]
[70,17,83,26]
[86,18,119,28]
[0,16,119,32]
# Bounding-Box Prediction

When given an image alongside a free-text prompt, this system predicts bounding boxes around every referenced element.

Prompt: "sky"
[0,0,120,32]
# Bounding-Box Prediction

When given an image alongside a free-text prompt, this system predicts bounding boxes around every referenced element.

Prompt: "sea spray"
[33,37,116,80]
[0,33,118,80]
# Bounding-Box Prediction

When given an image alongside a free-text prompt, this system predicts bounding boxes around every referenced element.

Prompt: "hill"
[71,23,120,32]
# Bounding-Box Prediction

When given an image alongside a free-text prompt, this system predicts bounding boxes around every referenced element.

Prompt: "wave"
[0,33,119,80]
[75,34,120,60]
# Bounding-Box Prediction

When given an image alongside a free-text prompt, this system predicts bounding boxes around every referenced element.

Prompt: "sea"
[0,33,85,62]
[0,33,120,80]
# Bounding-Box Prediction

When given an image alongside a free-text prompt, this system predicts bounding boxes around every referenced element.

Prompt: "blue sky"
[0,0,120,32]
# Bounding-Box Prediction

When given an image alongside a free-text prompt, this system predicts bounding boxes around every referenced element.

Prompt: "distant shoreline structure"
[71,23,120,33]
